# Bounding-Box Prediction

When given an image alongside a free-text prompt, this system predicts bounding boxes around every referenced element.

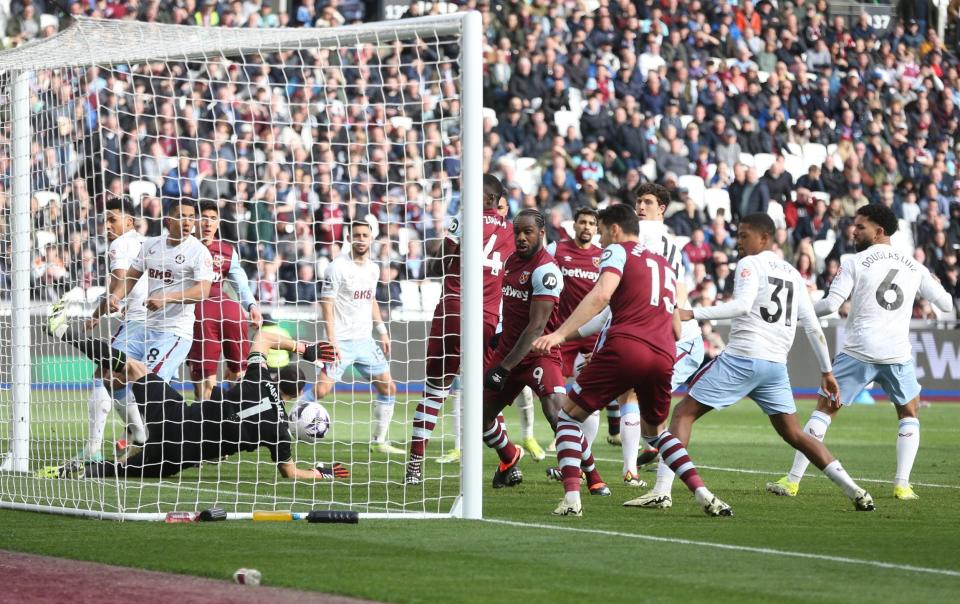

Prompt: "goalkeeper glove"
[303,341,338,364]
[313,462,350,480]
[484,365,510,391]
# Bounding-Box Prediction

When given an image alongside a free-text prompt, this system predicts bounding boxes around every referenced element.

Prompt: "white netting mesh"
[0,15,471,518]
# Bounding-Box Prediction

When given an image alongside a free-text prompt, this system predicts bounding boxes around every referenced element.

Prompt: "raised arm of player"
[100,265,143,317]
[688,257,761,322]
[813,256,856,316]
[226,248,263,327]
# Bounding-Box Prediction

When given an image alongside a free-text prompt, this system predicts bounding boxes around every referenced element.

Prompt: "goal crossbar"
[0,14,470,72]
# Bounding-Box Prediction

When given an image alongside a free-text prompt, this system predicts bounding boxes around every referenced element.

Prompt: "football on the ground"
[289,401,331,442]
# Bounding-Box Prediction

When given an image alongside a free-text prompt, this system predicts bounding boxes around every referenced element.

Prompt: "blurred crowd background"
[2,0,959,333]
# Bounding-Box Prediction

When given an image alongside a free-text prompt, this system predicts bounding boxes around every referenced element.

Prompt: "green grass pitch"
[1,393,959,602]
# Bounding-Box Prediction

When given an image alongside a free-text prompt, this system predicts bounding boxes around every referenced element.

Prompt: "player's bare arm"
[101,266,144,316]
[533,272,620,354]
[372,295,391,356]
[145,279,212,311]
[796,285,841,406]
[500,298,555,371]
[320,297,337,353]
[88,266,133,330]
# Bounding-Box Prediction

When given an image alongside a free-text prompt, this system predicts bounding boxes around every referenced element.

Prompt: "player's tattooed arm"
[500,299,555,371]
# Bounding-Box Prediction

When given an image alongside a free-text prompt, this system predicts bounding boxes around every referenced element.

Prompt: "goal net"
[0,13,484,521]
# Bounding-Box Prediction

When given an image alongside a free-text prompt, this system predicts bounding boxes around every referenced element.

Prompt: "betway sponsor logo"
[835,326,960,382]
[502,285,529,301]
[911,332,960,381]
[561,266,599,281]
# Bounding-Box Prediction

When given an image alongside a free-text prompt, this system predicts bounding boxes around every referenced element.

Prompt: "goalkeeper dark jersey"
[118,352,293,478]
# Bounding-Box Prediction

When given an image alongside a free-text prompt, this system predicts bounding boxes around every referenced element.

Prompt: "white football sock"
[895,418,920,488]
[693,486,716,506]
[620,404,642,476]
[823,460,860,498]
[787,410,831,483]
[516,387,535,439]
[652,459,676,495]
[82,381,113,459]
[581,411,600,447]
[450,388,462,450]
[114,389,147,445]
[372,395,397,443]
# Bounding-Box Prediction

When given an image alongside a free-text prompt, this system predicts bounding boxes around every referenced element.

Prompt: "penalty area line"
[593,457,960,490]
[482,518,960,578]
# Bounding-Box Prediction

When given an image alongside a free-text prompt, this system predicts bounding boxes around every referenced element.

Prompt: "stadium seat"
[420,280,442,314]
[802,143,827,168]
[680,114,694,130]
[756,71,770,83]
[554,110,580,138]
[812,239,834,273]
[767,201,786,229]
[640,159,657,182]
[891,219,914,255]
[753,153,776,176]
[35,229,57,254]
[706,162,717,181]
[783,153,805,181]
[567,87,584,115]
[128,180,157,207]
[399,280,422,313]
[739,153,754,167]
[810,191,831,204]
[785,142,802,157]
[515,156,541,195]
[560,219,575,239]
[34,191,60,209]
[673,235,690,252]
[482,106,498,128]
[389,116,413,131]
[678,174,706,210]
[703,189,731,220]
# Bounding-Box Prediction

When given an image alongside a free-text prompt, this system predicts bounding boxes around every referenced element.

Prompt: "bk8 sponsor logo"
[354,290,373,300]
[148,268,175,284]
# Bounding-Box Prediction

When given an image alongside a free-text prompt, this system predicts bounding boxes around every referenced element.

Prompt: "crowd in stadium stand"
[2,0,959,322]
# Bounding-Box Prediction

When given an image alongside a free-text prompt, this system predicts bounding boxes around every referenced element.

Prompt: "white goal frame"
[0,12,484,521]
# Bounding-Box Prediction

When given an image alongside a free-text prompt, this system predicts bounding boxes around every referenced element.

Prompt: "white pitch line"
[482,518,960,578]
[593,457,960,490]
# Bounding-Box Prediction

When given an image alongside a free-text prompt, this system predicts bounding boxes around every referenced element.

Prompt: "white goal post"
[0,12,483,521]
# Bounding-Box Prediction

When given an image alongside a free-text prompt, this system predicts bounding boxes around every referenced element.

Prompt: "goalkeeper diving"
[40,298,347,481]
